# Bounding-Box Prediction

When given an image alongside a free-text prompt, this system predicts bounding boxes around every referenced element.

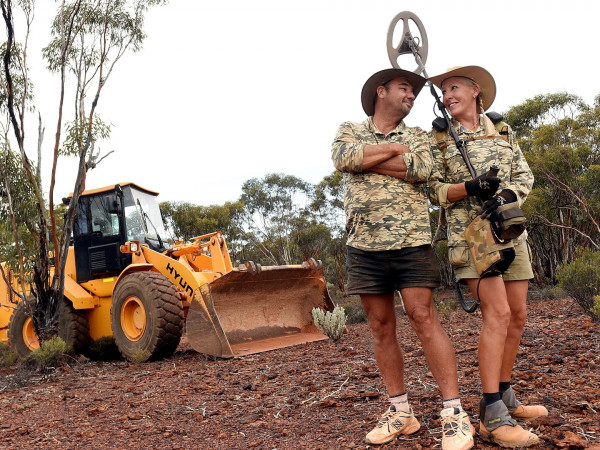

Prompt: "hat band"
[442,75,477,86]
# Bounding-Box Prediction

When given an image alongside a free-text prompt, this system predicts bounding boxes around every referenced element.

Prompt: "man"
[331,68,474,450]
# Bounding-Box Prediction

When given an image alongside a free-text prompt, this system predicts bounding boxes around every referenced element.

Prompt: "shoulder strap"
[434,129,450,154]
[487,112,510,143]
[433,113,510,154]
[496,122,509,142]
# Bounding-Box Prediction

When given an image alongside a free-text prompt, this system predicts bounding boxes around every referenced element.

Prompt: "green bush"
[129,349,152,364]
[0,343,18,367]
[86,336,121,361]
[539,285,567,300]
[24,337,73,371]
[343,302,368,324]
[327,287,368,324]
[312,306,346,341]
[326,283,346,305]
[433,240,453,287]
[591,296,600,320]
[435,296,458,320]
[557,249,600,321]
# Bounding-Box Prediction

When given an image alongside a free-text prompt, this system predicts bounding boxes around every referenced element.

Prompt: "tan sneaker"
[365,405,420,445]
[480,399,541,448]
[510,404,549,422]
[479,423,541,448]
[440,407,474,450]
[502,386,549,422]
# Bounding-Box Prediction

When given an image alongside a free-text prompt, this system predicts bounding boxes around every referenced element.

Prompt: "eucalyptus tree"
[311,170,344,236]
[159,200,245,260]
[310,170,349,291]
[505,93,600,282]
[0,0,166,340]
[238,173,316,266]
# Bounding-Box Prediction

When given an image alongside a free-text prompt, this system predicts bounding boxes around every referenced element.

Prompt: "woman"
[427,66,548,448]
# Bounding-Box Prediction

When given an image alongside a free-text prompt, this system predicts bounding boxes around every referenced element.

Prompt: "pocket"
[491,138,514,169]
[449,246,470,267]
[465,216,515,276]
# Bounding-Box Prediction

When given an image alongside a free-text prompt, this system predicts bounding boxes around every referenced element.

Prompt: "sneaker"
[365,405,421,445]
[479,399,540,448]
[502,386,549,422]
[440,407,475,450]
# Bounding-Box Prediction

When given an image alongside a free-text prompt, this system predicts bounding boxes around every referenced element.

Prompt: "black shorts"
[346,245,441,295]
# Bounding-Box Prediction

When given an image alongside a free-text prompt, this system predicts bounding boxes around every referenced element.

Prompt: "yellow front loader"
[0,263,38,353]
[0,182,334,361]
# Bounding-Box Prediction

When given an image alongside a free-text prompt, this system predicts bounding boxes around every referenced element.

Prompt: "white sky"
[15,0,600,206]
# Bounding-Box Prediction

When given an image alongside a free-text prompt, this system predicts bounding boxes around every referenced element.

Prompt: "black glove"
[480,189,518,219]
[464,171,501,201]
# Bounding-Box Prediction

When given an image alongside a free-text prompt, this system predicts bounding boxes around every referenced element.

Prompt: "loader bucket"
[185,261,335,358]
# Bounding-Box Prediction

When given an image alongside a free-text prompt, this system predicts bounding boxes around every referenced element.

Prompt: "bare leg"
[466,277,511,393]
[400,287,459,400]
[361,293,405,396]
[500,280,529,381]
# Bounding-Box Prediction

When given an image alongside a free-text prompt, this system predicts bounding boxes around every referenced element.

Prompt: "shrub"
[591,296,600,320]
[539,285,567,300]
[557,249,600,321]
[129,349,152,364]
[0,343,18,367]
[338,294,368,324]
[312,306,346,341]
[434,240,453,287]
[86,336,121,361]
[343,302,368,324]
[435,295,457,320]
[24,337,73,371]
[326,283,346,305]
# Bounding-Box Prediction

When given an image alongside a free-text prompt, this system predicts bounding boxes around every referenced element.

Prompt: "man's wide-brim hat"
[428,65,496,111]
[361,68,427,116]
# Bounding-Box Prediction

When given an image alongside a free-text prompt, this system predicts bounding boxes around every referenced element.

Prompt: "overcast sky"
[17,0,600,206]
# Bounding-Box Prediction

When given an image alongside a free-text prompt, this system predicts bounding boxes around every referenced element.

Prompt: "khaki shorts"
[454,239,534,282]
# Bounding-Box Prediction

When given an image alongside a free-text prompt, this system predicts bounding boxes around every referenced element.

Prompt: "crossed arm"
[362,143,410,179]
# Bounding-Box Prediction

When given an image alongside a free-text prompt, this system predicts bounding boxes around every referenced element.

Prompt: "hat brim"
[428,65,496,111]
[361,68,427,116]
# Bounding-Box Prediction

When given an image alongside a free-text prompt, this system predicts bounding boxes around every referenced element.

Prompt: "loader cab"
[72,182,169,283]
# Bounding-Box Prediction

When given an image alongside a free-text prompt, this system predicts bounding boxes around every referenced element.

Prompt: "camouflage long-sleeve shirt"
[331,117,433,251]
[428,119,534,257]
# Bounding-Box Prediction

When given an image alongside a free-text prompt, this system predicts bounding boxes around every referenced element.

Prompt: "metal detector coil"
[386,11,428,74]
[386,11,481,313]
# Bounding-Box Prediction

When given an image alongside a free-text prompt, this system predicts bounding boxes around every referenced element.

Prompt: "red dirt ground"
[0,295,598,449]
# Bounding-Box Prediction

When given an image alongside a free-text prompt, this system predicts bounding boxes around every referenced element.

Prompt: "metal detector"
[386,11,481,313]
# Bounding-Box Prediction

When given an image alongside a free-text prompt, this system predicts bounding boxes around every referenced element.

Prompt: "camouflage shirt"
[428,119,534,254]
[331,117,433,251]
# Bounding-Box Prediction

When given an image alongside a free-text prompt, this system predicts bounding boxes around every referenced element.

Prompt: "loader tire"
[8,299,91,358]
[7,300,40,358]
[111,271,184,362]
[58,299,91,355]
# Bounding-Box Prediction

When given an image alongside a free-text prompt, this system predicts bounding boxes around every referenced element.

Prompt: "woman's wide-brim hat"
[428,65,496,111]
[361,68,427,116]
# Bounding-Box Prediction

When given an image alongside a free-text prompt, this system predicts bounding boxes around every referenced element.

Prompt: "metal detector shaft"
[398,22,481,313]
[403,31,478,179]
